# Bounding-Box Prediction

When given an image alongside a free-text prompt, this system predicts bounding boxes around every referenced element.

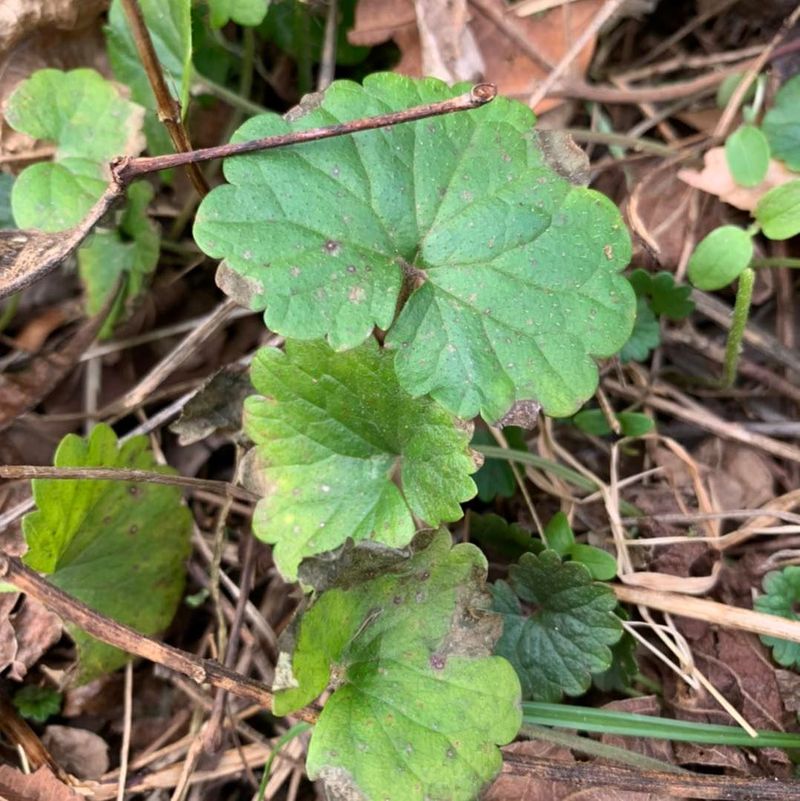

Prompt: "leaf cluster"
[2,8,646,800]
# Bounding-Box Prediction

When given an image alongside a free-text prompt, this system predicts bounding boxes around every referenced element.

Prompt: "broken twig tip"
[471,83,497,104]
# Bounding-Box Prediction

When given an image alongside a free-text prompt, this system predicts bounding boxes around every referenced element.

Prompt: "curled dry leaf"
[42,726,109,780]
[0,593,62,680]
[0,0,106,52]
[0,765,82,801]
[349,0,606,110]
[0,184,123,302]
[0,274,120,431]
[678,147,798,212]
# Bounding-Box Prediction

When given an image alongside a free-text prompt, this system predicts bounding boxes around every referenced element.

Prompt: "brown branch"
[112,84,497,184]
[119,0,209,197]
[0,465,257,503]
[502,754,800,800]
[0,555,319,725]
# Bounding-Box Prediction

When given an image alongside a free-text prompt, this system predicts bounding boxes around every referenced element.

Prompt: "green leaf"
[259,0,369,67]
[12,686,62,723]
[573,408,654,437]
[627,268,693,320]
[567,544,618,580]
[716,73,757,109]
[106,0,192,154]
[762,74,800,171]
[619,296,660,363]
[194,73,635,422]
[725,125,770,188]
[21,424,192,683]
[274,530,522,801]
[544,511,574,556]
[492,550,622,701]
[754,180,800,241]
[78,182,160,338]
[470,427,527,502]
[5,69,145,231]
[593,610,637,692]
[687,225,753,290]
[209,0,269,28]
[243,340,478,580]
[0,173,14,229]
[754,566,800,668]
[468,512,541,560]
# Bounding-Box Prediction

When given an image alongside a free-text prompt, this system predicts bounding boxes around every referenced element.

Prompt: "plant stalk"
[119,0,209,196]
[721,266,754,388]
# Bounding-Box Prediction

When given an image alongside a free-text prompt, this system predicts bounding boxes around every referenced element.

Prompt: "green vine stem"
[751,257,800,269]
[721,266,754,388]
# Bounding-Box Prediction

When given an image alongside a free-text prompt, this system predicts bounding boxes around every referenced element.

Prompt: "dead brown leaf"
[0,275,120,431]
[486,740,576,801]
[0,766,81,801]
[349,0,605,110]
[0,593,62,680]
[414,0,485,81]
[0,0,106,52]
[695,440,775,512]
[601,696,676,766]
[488,739,674,800]
[660,624,793,777]
[11,305,73,353]
[42,726,109,780]
[678,147,797,212]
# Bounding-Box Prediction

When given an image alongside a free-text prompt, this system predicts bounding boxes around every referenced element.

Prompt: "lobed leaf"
[274,530,522,801]
[22,424,192,683]
[5,69,145,231]
[627,268,694,320]
[619,296,660,363]
[243,340,478,580]
[194,73,635,422]
[754,566,800,668]
[208,0,269,29]
[492,550,622,701]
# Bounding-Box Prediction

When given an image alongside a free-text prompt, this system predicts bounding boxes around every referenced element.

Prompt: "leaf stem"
[192,73,268,118]
[119,0,209,196]
[112,84,497,184]
[720,266,754,388]
[751,257,800,269]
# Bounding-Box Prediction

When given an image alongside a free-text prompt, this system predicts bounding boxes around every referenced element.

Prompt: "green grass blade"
[523,702,800,748]
[474,445,641,517]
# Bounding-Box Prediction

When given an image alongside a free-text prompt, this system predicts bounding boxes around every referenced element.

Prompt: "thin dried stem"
[0,465,256,503]
[0,555,320,725]
[113,85,497,185]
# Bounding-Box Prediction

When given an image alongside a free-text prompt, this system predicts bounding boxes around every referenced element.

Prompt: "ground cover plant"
[2,1,800,800]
